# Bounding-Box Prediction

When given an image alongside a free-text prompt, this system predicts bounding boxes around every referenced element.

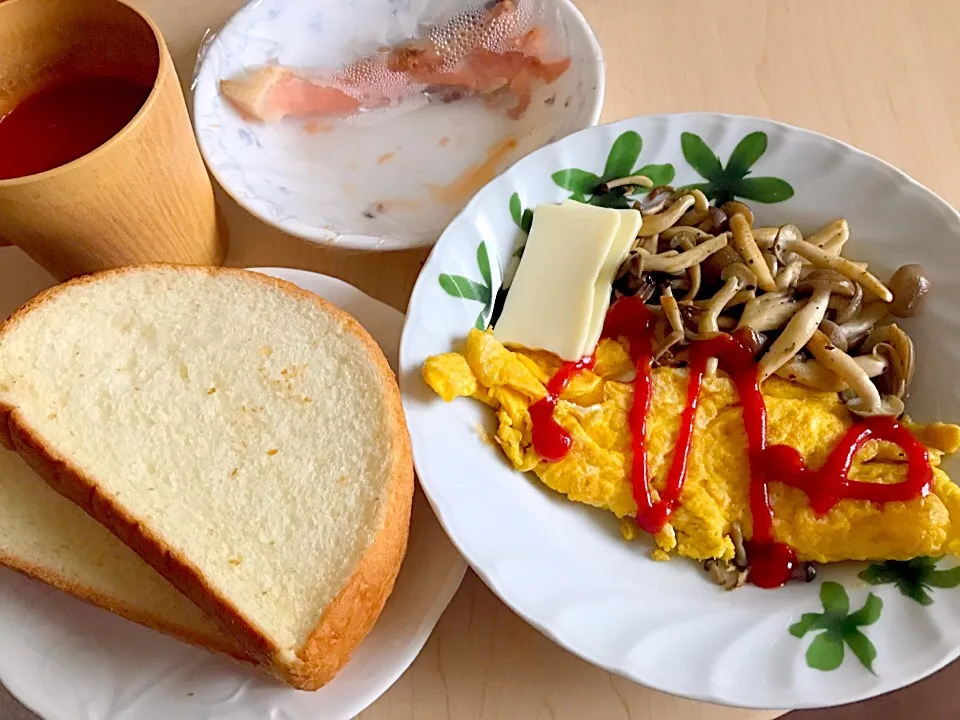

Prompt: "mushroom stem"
[752,227,779,248]
[698,277,743,335]
[757,287,832,381]
[639,195,697,236]
[722,201,755,227]
[638,233,658,254]
[694,289,756,309]
[727,289,757,307]
[763,251,779,279]
[837,301,889,347]
[775,357,847,392]
[776,236,892,301]
[729,214,777,292]
[854,354,889,378]
[677,208,710,227]
[805,329,895,416]
[661,226,713,241]
[738,292,801,333]
[775,354,888,391]
[805,218,849,253]
[698,275,743,375]
[775,259,803,291]
[689,188,710,213]
[671,234,702,302]
[640,233,729,273]
[606,174,654,190]
[861,324,915,399]
[655,288,686,362]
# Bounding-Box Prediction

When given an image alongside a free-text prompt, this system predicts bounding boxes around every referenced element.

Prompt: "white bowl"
[399,112,960,709]
[192,0,603,251]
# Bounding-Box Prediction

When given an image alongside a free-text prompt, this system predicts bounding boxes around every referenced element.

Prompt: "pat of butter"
[574,203,642,354]
[493,202,622,361]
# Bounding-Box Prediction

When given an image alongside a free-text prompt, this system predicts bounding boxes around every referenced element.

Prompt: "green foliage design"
[680,131,794,205]
[789,582,882,673]
[550,131,675,208]
[860,557,960,606]
[438,241,497,330]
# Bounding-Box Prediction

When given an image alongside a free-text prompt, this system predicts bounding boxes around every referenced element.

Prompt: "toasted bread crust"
[0,550,253,663]
[0,265,415,690]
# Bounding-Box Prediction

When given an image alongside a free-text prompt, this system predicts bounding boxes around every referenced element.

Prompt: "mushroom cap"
[668,229,701,251]
[738,292,801,333]
[636,185,675,215]
[796,269,856,298]
[771,224,804,263]
[720,201,755,227]
[862,323,915,399]
[818,318,848,352]
[721,262,758,289]
[887,264,931,318]
[774,259,803,292]
[805,328,895,416]
[837,300,889,350]
[833,280,864,325]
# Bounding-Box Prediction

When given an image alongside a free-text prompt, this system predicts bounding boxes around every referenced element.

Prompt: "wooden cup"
[0,0,228,280]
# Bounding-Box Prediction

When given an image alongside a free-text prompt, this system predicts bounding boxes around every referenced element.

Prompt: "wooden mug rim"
[0,0,168,188]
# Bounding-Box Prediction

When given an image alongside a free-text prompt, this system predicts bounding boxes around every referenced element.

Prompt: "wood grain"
[0,0,227,281]
[4,0,960,718]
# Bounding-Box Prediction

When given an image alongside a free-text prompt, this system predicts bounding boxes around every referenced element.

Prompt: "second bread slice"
[0,266,414,690]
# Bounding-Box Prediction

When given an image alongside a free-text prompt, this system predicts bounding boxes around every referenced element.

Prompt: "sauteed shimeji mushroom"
[610,180,931,424]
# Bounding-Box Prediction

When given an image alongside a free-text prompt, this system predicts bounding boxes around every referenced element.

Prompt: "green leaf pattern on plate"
[860,557,960,606]
[790,582,882,673]
[551,130,676,207]
[680,130,795,205]
[508,192,533,258]
[437,128,960,673]
[438,241,497,330]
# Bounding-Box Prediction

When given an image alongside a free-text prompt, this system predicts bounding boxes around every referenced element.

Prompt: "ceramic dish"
[192,0,604,251]
[0,268,467,720]
[399,113,960,709]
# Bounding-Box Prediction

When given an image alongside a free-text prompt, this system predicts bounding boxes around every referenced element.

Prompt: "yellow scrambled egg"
[422,329,960,564]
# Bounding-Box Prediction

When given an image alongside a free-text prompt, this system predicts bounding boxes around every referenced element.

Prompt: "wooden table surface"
[4,1,960,718]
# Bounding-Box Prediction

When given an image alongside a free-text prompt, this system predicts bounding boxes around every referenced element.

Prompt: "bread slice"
[0,446,250,662]
[0,266,414,690]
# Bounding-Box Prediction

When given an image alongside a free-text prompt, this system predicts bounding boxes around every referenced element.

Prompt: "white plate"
[192,0,603,251]
[399,113,960,709]
[0,267,466,720]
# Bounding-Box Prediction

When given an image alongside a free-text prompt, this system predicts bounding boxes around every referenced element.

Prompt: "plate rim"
[191,0,606,252]
[398,111,960,710]
[0,266,467,720]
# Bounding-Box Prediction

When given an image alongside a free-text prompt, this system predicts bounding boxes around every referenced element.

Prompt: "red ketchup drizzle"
[529,355,596,462]
[529,295,934,589]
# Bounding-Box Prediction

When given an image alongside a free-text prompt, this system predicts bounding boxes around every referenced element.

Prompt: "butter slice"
[493,202,622,361]
[577,204,642,354]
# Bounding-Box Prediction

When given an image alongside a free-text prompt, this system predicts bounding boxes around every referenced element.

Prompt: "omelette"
[422,329,960,565]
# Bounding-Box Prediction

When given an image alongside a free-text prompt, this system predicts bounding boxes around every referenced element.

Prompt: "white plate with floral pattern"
[398,113,960,709]
[0,268,466,720]
[192,0,603,251]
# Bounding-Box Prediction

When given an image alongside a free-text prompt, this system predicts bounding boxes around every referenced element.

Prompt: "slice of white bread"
[0,446,250,662]
[0,266,414,690]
